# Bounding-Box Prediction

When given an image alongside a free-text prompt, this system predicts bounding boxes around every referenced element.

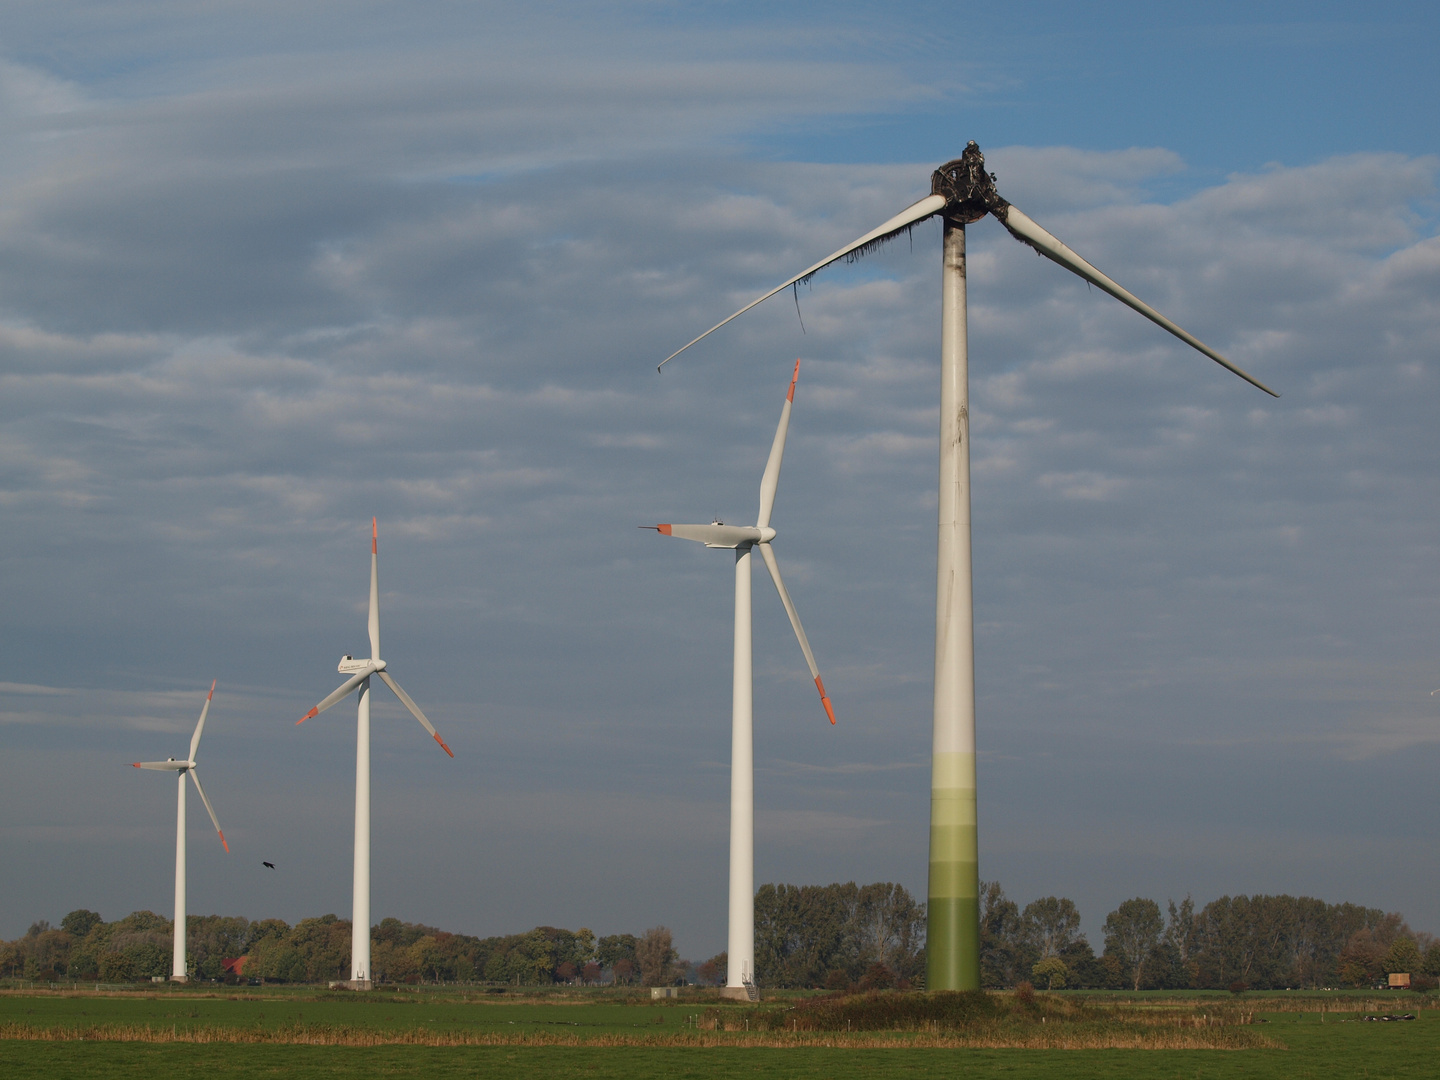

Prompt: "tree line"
[6,881,1437,991]
[979,883,1440,991]
[0,910,684,987]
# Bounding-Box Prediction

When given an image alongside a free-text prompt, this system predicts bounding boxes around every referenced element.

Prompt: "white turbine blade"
[659,193,947,370]
[377,670,454,758]
[297,666,375,724]
[758,542,836,725]
[757,359,799,530]
[132,760,187,771]
[641,523,765,548]
[188,769,229,853]
[188,679,216,763]
[368,517,381,660]
[998,205,1278,397]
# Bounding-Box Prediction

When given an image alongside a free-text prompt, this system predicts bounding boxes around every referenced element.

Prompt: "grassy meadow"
[1,984,1436,1078]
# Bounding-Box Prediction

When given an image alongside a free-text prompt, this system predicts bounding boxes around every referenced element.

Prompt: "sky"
[1,1,1438,958]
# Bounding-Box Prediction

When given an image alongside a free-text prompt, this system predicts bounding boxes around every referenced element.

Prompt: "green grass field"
[2,987,1435,1078]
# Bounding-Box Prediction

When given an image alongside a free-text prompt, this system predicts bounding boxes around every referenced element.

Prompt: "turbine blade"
[368,517,380,660]
[377,670,454,758]
[997,205,1279,397]
[659,193,947,370]
[643,523,764,548]
[132,760,187,771]
[188,769,228,853]
[758,542,836,725]
[757,360,799,529]
[298,666,375,724]
[188,679,216,763]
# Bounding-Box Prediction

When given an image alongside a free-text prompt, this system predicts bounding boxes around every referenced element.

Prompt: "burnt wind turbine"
[660,143,1278,991]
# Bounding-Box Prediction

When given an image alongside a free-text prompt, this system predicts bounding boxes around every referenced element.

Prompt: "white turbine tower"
[298,518,454,990]
[645,359,834,1000]
[130,679,228,982]
[660,144,1278,991]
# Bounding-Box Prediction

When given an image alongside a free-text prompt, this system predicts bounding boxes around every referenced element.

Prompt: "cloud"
[1,9,1440,949]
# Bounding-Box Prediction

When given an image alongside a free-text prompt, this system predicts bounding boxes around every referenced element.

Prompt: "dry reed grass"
[0,1020,1281,1050]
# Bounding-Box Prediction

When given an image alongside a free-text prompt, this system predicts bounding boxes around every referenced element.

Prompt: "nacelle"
[338,655,381,674]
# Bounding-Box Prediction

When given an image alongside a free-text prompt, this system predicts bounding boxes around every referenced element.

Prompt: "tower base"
[169,976,188,983]
[720,985,758,1001]
[329,979,374,991]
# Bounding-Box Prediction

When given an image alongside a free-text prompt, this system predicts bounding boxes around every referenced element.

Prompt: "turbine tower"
[660,144,1277,991]
[645,359,834,1000]
[299,518,454,990]
[130,679,228,982]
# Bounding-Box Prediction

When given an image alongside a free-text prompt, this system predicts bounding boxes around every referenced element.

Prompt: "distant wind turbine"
[660,143,1277,991]
[130,679,227,982]
[644,359,834,1000]
[298,518,454,990]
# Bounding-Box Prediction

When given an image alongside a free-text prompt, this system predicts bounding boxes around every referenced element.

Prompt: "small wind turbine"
[660,143,1278,991]
[298,518,454,990]
[130,679,227,982]
[644,359,834,1000]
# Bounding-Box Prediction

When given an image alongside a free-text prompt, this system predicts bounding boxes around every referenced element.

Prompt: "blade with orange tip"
[757,541,835,725]
[642,522,763,548]
[757,359,799,530]
[133,760,187,771]
[188,679,216,763]
[188,769,229,852]
[298,666,375,724]
[377,670,454,757]
[814,675,837,726]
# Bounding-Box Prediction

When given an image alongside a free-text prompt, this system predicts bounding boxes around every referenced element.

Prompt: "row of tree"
[7,883,1437,990]
[979,884,1440,991]
[754,881,926,989]
[0,910,683,987]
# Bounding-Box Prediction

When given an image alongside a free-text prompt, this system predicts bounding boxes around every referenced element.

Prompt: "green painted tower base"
[925,896,980,991]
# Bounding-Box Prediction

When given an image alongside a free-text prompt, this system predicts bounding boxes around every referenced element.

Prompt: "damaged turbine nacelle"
[931,141,1010,225]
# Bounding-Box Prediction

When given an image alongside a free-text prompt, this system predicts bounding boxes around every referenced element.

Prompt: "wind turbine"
[644,359,834,1000]
[130,679,227,982]
[660,143,1278,991]
[298,518,454,990]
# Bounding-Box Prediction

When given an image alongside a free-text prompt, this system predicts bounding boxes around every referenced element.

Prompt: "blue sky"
[1,1,1438,957]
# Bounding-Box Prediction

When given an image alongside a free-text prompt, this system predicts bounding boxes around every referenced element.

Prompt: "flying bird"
[263,862,275,869]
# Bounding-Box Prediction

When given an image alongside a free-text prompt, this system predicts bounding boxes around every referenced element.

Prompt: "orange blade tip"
[208,679,216,700]
[219,831,229,853]
[814,676,836,725]
[372,517,378,553]
[435,732,455,758]
[788,359,800,402]
[297,706,319,725]
[657,524,672,536]
[131,762,141,768]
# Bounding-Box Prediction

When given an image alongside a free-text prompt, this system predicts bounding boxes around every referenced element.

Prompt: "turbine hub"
[931,141,1008,225]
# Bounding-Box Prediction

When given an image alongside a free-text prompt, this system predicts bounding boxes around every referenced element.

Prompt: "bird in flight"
[262,861,276,869]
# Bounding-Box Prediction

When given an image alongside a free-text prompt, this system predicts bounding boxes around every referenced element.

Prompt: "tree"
[1032,956,1068,989]
[979,881,1023,988]
[597,934,637,973]
[1337,929,1386,987]
[635,926,677,986]
[1422,942,1440,978]
[1104,898,1164,991]
[697,952,727,987]
[62,910,103,940]
[1385,936,1421,976]
[1021,897,1082,960]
